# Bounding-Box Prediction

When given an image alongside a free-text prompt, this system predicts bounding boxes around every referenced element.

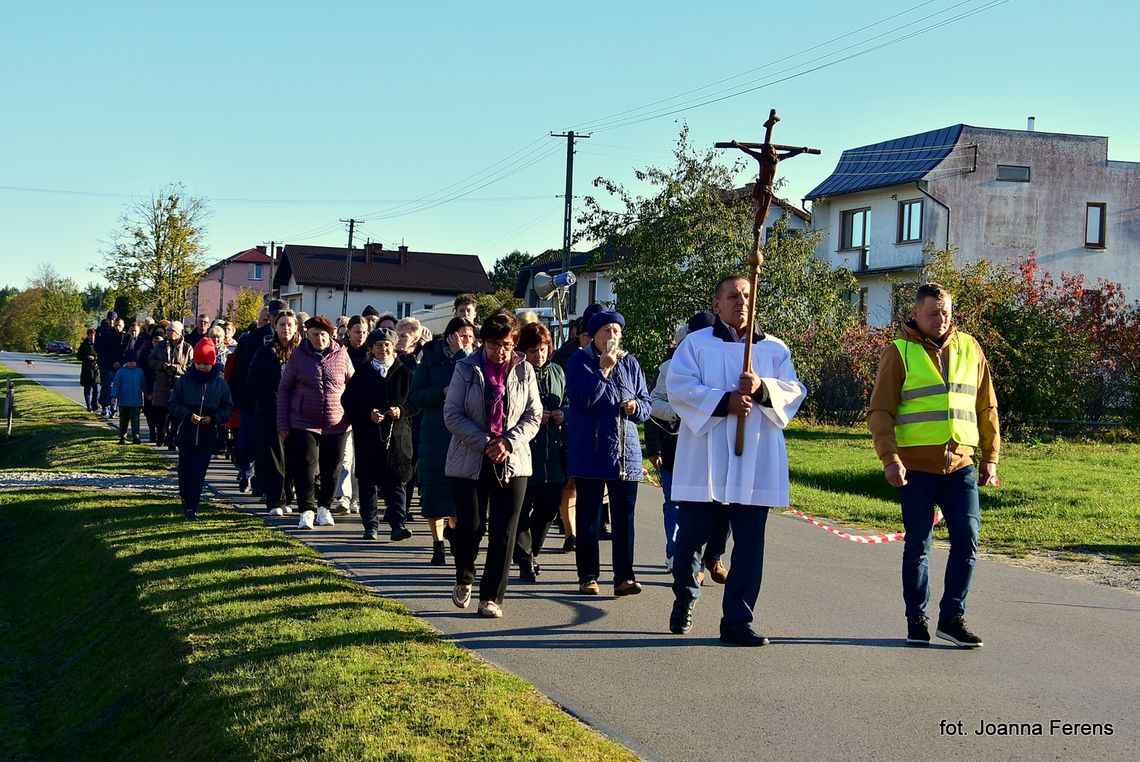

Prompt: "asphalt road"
[4,351,1139,761]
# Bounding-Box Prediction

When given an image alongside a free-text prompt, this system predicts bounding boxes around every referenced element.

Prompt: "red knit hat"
[193,338,216,365]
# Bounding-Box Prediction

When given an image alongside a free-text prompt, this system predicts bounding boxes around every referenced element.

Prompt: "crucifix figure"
[716,109,820,455]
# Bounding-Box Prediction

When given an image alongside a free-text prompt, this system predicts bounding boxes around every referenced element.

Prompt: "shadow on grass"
[789,466,896,502]
[785,427,871,444]
[0,492,437,759]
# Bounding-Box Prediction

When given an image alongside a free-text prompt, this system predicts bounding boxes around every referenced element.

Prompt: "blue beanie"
[586,310,625,336]
[123,349,138,363]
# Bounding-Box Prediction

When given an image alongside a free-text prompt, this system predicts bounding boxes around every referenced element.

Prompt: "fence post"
[5,379,13,438]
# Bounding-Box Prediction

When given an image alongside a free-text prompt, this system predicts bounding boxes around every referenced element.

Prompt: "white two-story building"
[805,122,1140,326]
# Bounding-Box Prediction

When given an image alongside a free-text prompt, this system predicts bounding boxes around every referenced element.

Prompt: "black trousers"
[514,481,564,564]
[359,470,408,533]
[575,478,638,584]
[178,435,217,514]
[286,430,347,513]
[255,417,290,509]
[82,383,99,411]
[451,460,528,605]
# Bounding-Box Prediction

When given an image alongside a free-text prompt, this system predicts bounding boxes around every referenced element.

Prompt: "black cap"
[362,305,380,318]
[267,299,287,317]
[687,310,715,333]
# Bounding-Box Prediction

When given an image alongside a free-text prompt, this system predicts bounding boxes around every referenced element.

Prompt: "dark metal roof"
[805,125,964,201]
[273,243,492,294]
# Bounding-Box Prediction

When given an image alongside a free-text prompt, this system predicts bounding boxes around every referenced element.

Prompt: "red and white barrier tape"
[785,507,943,544]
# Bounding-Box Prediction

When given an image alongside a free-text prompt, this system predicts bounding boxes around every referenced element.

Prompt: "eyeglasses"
[484,340,515,352]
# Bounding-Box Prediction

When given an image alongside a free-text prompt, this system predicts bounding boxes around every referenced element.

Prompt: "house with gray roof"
[805,122,1140,326]
[273,242,492,319]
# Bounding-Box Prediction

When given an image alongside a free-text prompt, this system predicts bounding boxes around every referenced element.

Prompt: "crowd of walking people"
[75,274,997,648]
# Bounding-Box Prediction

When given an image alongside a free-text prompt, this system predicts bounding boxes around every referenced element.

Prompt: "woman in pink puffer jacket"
[277,315,354,529]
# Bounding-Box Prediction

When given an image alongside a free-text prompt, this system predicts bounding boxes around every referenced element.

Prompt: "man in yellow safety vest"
[868,282,1000,648]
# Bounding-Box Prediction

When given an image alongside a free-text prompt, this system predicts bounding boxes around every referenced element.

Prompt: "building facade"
[806,123,1140,326]
[194,247,275,319]
[273,242,492,320]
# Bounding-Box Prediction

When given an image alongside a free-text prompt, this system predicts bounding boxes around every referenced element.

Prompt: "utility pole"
[550,130,590,274]
[268,240,276,298]
[340,219,361,316]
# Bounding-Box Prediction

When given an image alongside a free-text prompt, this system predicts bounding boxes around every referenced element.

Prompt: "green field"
[0,489,634,761]
[785,423,1140,562]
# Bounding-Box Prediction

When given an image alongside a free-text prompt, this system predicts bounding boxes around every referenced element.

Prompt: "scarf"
[482,354,509,437]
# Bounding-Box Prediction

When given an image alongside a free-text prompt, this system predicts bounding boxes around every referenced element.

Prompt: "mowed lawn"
[785,423,1140,562]
[0,366,170,473]
[0,489,634,761]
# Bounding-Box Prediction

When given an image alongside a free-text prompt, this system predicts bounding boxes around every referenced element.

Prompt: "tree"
[225,287,266,333]
[0,289,45,351]
[28,265,87,347]
[98,183,210,320]
[489,249,532,291]
[578,125,858,382]
[81,282,109,315]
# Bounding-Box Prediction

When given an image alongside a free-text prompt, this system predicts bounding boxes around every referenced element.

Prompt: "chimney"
[1027,116,1035,132]
[364,241,384,264]
[256,245,266,254]
[398,243,409,264]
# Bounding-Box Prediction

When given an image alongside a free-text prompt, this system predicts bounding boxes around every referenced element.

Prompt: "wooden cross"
[716,109,820,455]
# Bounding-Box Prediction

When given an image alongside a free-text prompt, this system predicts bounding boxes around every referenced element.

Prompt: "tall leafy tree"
[99,183,210,320]
[489,249,532,291]
[28,265,87,346]
[578,125,858,383]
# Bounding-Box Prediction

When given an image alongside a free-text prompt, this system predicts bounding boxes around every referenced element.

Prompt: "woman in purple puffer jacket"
[277,315,355,530]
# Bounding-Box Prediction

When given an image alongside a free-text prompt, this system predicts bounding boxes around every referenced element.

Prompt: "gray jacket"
[443,349,542,481]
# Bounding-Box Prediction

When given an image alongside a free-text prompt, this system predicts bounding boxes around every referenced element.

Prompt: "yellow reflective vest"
[893,333,980,448]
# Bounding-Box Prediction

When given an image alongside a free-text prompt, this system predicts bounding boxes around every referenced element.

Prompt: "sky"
[2,0,1137,290]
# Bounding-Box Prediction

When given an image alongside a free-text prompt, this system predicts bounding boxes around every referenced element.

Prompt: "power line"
[578,0,1011,134]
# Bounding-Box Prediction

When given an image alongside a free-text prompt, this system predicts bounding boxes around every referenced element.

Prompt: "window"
[1085,203,1106,248]
[587,278,597,306]
[397,301,412,319]
[997,164,1031,182]
[897,199,923,243]
[424,304,433,311]
[249,263,263,281]
[840,208,870,251]
[566,281,577,314]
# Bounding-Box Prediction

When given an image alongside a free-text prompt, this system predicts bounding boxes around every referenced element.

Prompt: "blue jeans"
[98,369,116,408]
[660,469,679,560]
[672,502,769,630]
[900,466,980,621]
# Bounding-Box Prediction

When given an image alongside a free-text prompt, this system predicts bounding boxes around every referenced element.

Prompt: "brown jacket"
[867,323,1000,475]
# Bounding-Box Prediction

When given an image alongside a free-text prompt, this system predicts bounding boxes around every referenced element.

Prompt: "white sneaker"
[315,507,335,526]
[349,501,360,514]
[268,507,284,516]
[477,600,503,618]
[298,510,315,529]
[283,505,294,514]
[452,583,472,609]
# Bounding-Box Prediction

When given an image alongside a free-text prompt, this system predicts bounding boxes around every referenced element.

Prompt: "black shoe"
[719,625,769,647]
[936,615,983,648]
[362,529,379,540]
[184,510,199,522]
[118,437,127,445]
[669,600,694,634]
[238,474,250,493]
[132,437,141,445]
[562,535,576,553]
[906,615,931,646]
[519,559,537,583]
[430,541,446,565]
[390,527,413,542]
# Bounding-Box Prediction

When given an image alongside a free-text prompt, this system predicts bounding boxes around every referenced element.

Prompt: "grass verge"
[0,489,635,761]
[785,423,1140,562]
[0,366,169,473]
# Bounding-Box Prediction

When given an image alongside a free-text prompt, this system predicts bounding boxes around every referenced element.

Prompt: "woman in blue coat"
[566,310,651,596]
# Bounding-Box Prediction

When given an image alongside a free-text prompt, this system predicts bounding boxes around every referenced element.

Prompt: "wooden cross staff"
[716,109,820,455]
